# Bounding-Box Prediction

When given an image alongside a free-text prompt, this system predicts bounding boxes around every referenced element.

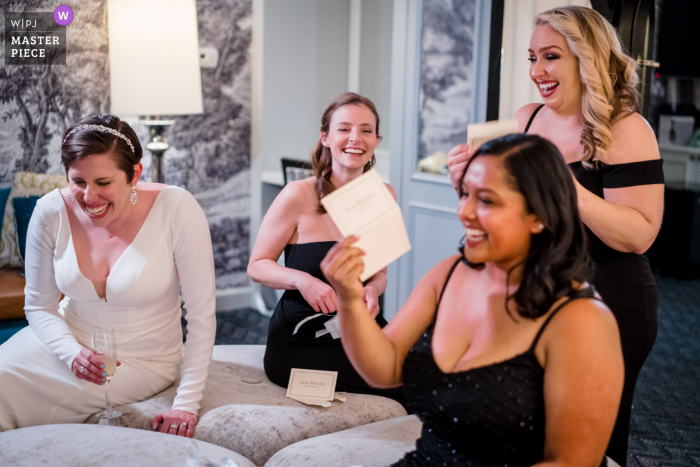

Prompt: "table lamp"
[107,0,203,183]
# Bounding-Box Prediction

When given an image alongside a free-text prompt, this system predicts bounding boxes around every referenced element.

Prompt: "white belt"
[293,314,341,339]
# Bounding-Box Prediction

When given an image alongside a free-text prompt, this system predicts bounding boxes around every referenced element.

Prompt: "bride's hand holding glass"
[71,347,120,385]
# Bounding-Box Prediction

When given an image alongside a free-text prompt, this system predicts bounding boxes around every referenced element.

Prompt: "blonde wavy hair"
[535,6,639,166]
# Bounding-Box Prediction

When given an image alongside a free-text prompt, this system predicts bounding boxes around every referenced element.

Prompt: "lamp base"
[140,118,175,184]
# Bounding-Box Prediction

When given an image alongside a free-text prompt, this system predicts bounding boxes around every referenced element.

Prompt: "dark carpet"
[627,275,700,466]
[215,275,700,465]
[215,307,270,346]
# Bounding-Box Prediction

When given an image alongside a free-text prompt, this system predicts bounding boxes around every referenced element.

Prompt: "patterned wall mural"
[0,0,252,289]
[418,0,477,161]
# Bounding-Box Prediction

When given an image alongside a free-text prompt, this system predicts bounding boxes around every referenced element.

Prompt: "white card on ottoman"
[85,345,407,466]
[0,424,256,467]
[265,415,422,467]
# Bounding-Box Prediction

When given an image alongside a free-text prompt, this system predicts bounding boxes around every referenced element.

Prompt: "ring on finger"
[170,424,179,430]
[79,366,85,374]
[181,422,187,426]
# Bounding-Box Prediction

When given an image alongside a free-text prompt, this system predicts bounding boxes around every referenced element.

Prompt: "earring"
[70,192,76,202]
[538,223,545,231]
[130,185,138,205]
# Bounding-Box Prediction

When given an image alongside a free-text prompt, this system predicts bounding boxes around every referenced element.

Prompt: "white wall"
[251,0,352,241]
[359,0,394,152]
[251,0,395,182]
[499,0,591,120]
[256,0,350,175]
[248,0,396,311]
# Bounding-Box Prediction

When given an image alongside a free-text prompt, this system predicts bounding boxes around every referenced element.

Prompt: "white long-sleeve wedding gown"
[0,187,216,431]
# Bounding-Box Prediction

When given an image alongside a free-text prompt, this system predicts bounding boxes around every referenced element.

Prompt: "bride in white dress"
[0,115,216,437]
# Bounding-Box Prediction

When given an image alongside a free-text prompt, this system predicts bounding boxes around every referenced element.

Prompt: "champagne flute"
[92,329,121,419]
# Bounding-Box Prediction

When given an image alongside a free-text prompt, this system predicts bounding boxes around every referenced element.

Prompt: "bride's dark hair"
[61,115,143,183]
[458,134,592,319]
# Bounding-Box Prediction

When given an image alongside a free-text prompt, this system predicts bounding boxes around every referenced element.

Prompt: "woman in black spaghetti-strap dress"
[322,135,624,466]
[447,8,663,465]
[396,264,599,467]
[248,93,404,404]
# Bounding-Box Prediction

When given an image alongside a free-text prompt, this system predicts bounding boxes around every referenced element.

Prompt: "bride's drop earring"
[70,192,76,202]
[130,185,138,205]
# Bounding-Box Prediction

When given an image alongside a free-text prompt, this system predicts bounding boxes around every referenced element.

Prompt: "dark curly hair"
[458,134,592,319]
[61,115,143,183]
[311,93,379,213]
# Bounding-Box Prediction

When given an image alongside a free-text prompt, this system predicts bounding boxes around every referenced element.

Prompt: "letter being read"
[321,170,411,281]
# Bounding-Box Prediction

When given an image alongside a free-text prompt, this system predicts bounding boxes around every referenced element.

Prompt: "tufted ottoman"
[265,414,421,466]
[265,415,624,467]
[86,345,407,466]
[0,424,256,466]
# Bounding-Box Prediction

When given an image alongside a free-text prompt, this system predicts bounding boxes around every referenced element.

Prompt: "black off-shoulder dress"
[526,104,664,465]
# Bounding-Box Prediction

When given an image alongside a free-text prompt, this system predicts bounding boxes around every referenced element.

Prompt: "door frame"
[384,0,502,318]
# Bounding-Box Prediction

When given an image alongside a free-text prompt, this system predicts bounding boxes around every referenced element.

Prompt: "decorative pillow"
[0,187,10,240]
[265,415,422,467]
[12,196,41,264]
[0,172,68,268]
[0,424,258,467]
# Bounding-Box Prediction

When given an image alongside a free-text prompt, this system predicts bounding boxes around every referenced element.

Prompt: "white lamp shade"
[108,0,203,116]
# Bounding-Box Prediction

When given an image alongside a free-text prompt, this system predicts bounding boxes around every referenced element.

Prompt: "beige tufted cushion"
[264,415,623,467]
[0,424,256,467]
[265,414,422,467]
[0,173,68,268]
[85,345,407,466]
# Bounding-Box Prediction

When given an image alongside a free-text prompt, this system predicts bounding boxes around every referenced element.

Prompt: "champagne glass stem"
[104,378,114,414]
[92,329,121,419]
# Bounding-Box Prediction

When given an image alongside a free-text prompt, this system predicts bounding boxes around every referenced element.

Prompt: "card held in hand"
[320,169,411,282]
[466,119,519,151]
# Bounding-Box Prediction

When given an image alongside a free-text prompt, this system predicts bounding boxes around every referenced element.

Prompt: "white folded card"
[321,169,411,282]
[286,368,338,407]
[467,119,519,151]
[315,315,341,339]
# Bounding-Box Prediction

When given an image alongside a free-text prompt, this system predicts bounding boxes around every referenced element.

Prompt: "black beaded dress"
[525,104,664,465]
[393,259,603,466]
[263,241,405,404]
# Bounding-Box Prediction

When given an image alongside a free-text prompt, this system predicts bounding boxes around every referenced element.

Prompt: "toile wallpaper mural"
[0,0,252,289]
[418,0,477,162]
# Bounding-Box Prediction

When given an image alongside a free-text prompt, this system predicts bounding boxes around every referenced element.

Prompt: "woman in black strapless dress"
[248,93,404,403]
[322,134,624,465]
[448,7,663,465]
[264,241,402,400]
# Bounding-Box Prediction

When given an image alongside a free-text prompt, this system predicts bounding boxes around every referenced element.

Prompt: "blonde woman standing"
[449,7,663,465]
